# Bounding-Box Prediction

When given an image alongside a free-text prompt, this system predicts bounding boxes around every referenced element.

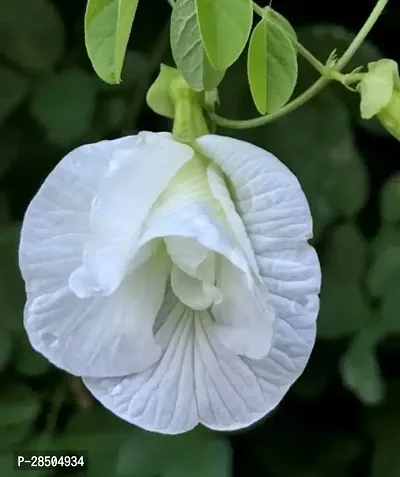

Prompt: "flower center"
[149,154,226,310]
[165,236,223,310]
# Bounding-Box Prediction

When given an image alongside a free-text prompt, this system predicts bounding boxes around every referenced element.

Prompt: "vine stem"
[210,0,388,129]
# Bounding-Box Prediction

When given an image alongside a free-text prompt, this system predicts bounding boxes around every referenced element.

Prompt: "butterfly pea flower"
[19,130,321,434]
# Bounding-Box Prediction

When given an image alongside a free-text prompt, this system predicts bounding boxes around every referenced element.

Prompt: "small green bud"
[358,59,399,119]
[377,89,400,141]
[358,59,400,140]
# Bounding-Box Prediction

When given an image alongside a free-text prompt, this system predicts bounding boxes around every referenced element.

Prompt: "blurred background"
[0,0,399,475]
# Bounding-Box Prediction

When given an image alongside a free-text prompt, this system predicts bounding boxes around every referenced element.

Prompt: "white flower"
[19,131,321,434]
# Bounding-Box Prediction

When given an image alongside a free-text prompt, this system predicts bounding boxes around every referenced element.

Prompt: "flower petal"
[83,293,199,434]
[141,201,249,276]
[171,264,220,310]
[24,251,170,377]
[19,137,134,297]
[84,287,316,434]
[207,164,259,273]
[197,135,314,246]
[197,134,321,402]
[73,132,194,296]
[83,290,274,434]
[212,259,276,360]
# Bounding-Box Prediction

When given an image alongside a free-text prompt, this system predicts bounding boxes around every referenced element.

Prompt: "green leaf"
[380,172,400,223]
[0,67,29,125]
[340,326,386,405]
[195,0,253,71]
[380,281,400,334]
[372,226,400,253]
[85,0,139,84]
[30,69,98,146]
[95,50,151,92]
[322,224,367,279]
[0,0,64,72]
[117,427,231,477]
[359,60,399,119]
[267,9,297,40]
[317,224,370,339]
[368,226,400,301]
[0,385,41,427]
[247,9,298,114]
[318,280,372,340]
[146,64,180,118]
[367,246,400,298]
[171,0,225,92]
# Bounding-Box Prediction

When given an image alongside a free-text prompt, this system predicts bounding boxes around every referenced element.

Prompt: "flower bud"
[377,88,400,141]
[358,59,400,141]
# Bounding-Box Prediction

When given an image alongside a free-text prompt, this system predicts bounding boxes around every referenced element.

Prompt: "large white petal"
[83,291,275,434]
[212,259,276,360]
[24,251,170,377]
[19,132,187,377]
[197,135,321,398]
[19,136,136,297]
[207,164,259,273]
[19,132,188,298]
[71,132,194,296]
[197,135,314,246]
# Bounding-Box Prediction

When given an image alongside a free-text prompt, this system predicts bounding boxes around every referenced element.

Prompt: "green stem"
[166,0,175,6]
[336,0,387,70]
[212,0,388,129]
[252,2,264,16]
[295,41,330,76]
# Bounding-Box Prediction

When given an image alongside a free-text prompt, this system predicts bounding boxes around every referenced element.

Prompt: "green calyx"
[169,75,209,142]
[146,63,214,144]
[357,59,400,141]
[377,89,400,141]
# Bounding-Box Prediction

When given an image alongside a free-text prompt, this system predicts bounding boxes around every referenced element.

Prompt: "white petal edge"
[197,134,321,405]
[24,250,171,377]
[83,292,284,434]
[19,132,192,377]
[69,132,194,296]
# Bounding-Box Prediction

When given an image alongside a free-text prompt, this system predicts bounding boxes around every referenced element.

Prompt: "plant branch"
[211,0,388,129]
